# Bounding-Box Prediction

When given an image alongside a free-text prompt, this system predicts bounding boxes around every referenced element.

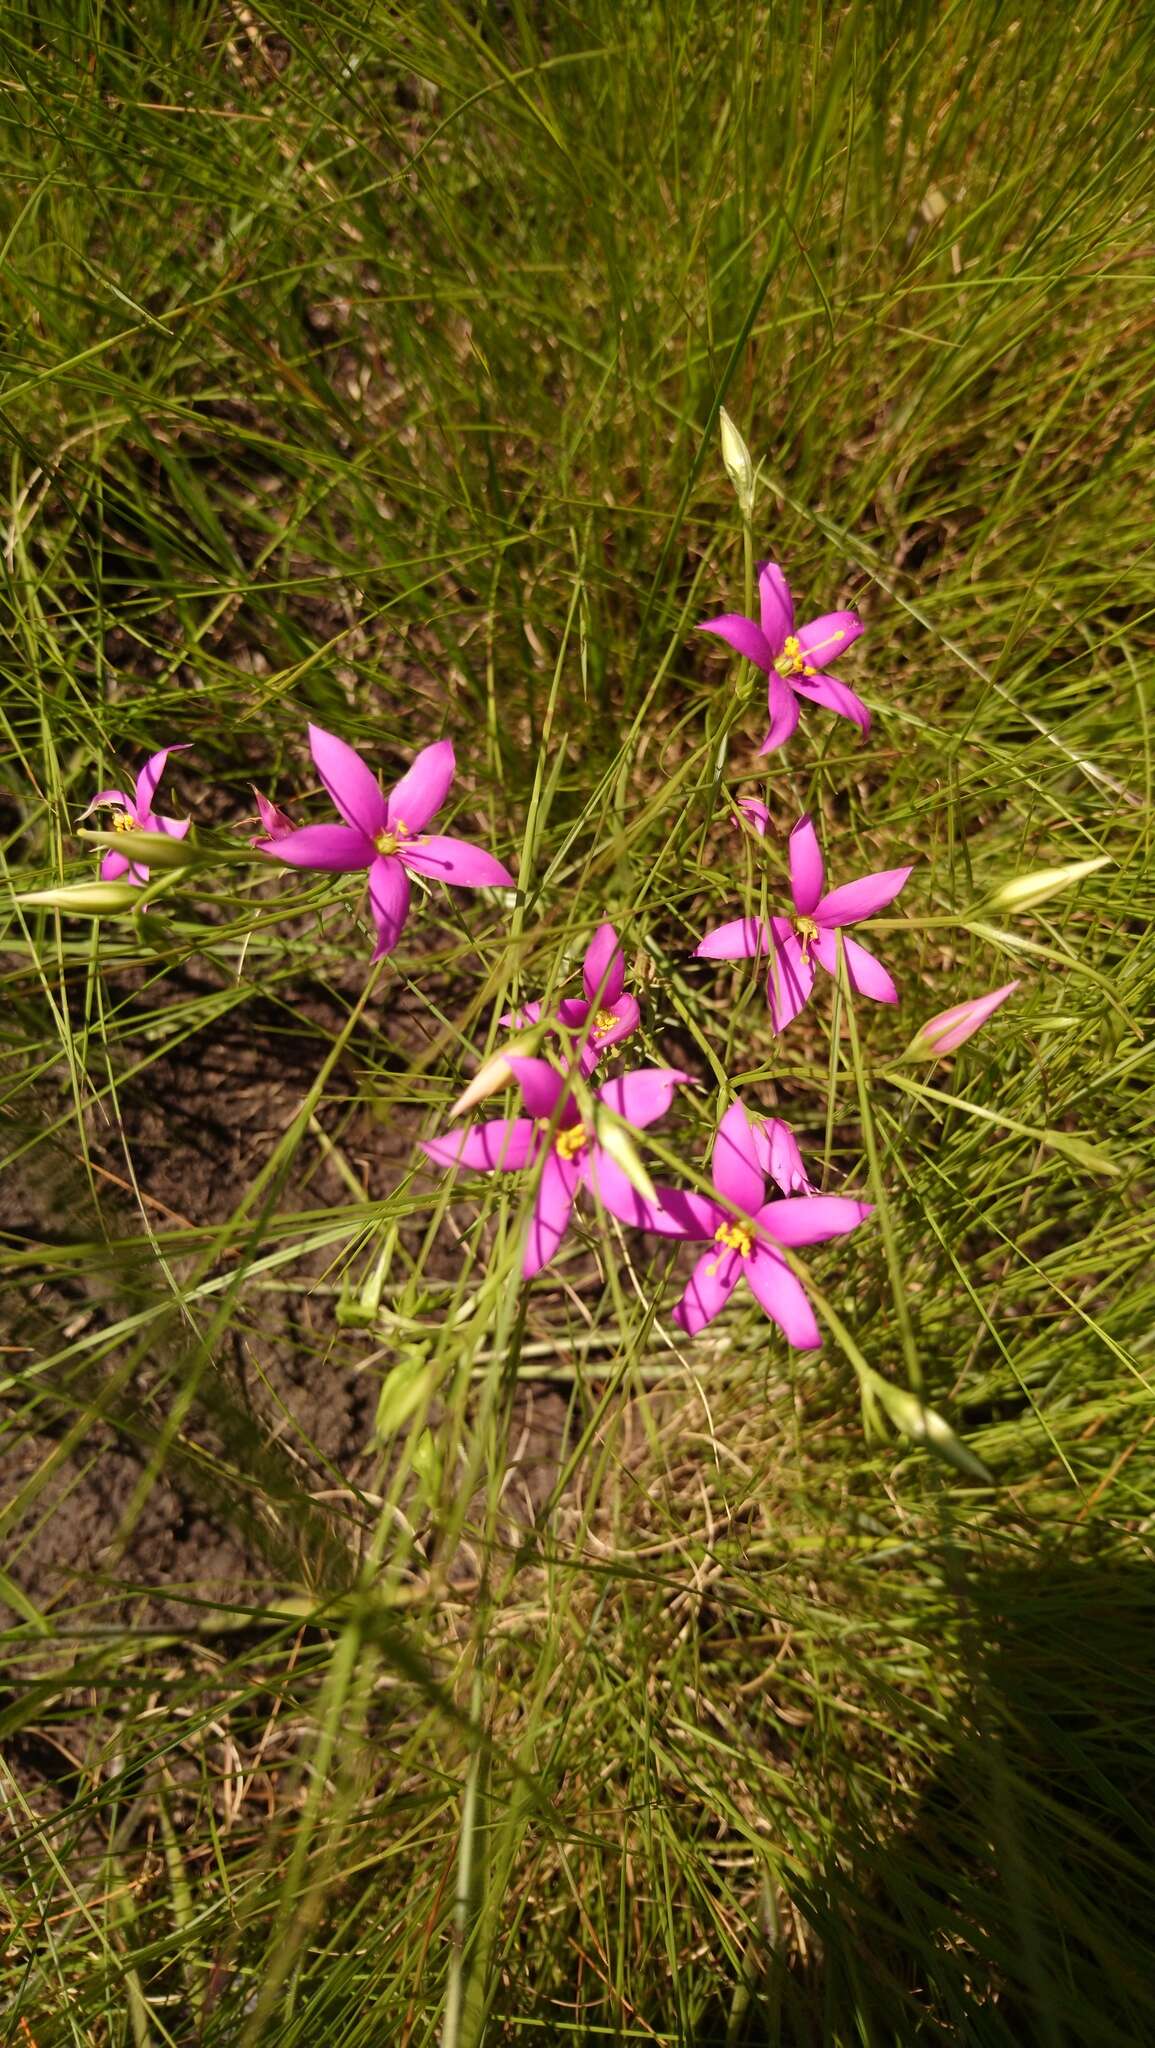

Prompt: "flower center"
[554,1122,588,1162]
[794,913,819,963]
[714,1219,754,1260]
[111,810,137,833]
[374,816,411,857]
[592,1007,618,1035]
[774,632,819,680]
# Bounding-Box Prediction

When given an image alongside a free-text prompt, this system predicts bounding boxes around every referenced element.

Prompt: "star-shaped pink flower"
[256,725,514,959]
[80,745,191,884]
[695,815,912,1032]
[699,560,868,753]
[501,923,639,1075]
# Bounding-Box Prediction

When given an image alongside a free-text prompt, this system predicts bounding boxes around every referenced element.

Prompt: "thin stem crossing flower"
[660,1100,871,1348]
[80,745,191,884]
[502,923,639,1074]
[699,559,868,753]
[256,725,514,959]
[422,1056,689,1277]
[696,815,912,1033]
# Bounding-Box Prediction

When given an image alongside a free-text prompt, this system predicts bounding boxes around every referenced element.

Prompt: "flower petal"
[757,1194,873,1247]
[815,865,912,927]
[791,671,871,735]
[591,992,639,1049]
[695,916,770,961]
[134,744,189,819]
[423,1116,539,1172]
[913,981,1021,1056]
[401,834,514,888]
[582,922,625,1005]
[368,856,411,959]
[100,848,132,881]
[626,1185,721,1239]
[80,787,131,819]
[308,724,388,837]
[597,1066,689,1131]
[766,930,814,1034]
[154,814,191,839]
[756,1118,816,1197]
[757,561,793,652]
[252,788,294,840]
[507,1055,575,1123]
[812,931,899,1004]
[710,1101,764,1214]
[524,1152,579,1276]
[582,1148,669,1232]
[796,611,862,668]
[789,815,825,916]
[498,999,545,1031]
[672,1246,742,1336]
[385,739,455,834]
[256,822,374,871]
[757,672,800,754]
[745,1247,822,1349]
[734,795,771,837]
[697,613,774,672]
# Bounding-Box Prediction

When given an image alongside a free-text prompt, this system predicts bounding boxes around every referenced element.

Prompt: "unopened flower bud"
[719,407,756,519]
[15,881,145,913]
[448,1027,544,1118]
[78,825,196,869]
[904,981,1020,1060]
[989,856,1109,913]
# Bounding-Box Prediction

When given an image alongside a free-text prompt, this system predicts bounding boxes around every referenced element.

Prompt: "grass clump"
[2,2,1154,2042]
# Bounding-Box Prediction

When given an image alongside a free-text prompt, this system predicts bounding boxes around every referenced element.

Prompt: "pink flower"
[754,1116,818,1196]
[251,788,295,844]
[733,795,771,838]
[79,746,191,884]
[696,815,912,1032]
[501,923,639,1075]
[663,1101,872,1349]
[422,1055,689,1278]
[256,725,514,960]
[699,560,868,754]
[907,981,1020,1059]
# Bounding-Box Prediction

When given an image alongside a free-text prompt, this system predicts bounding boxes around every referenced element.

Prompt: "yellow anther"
[795,913,819,964]
[714,1219,754,1260]
[774,633,805,678]
[555,1123,588,1162]
[111,810,136,833]
[593,1007,619,1035]
[375,817,412,857]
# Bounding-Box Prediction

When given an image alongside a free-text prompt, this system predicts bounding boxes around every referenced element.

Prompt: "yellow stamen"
[374,817,411,857]
[555,1122,588,1162]
[795,913,819,964]
[774,633,804,678]
[593,1007,618,1035]
[111,810,136,833]
[714,1219,754,1259]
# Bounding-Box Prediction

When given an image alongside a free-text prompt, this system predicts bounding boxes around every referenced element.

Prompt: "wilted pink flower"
[733,795,771,837]
[256,725,514,960]
[251,788,295,843]
[501,923,639,1075]
[80,746,190,884]
[660,1101,871,1348]
[699,560,868,754]
[423,1056,689,1277]
[696,815,912,1033]
[907,981,1020,1059]
[754,1116,818,1196]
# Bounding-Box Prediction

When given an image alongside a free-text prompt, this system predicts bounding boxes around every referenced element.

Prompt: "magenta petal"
[629,1185,720,1240]
[696,916,770,961]
[308,724,388,838]
[422,1116,539,1172]
[711,1101,765,1214]
[917,981,1021,1055]
[498,999,545,1031]
[758,672,800,755]
[507,1054,573,1123]
[597,1066,688,1132]
[758,1194,873,1247]
[791,671,871,735]
[815,866,912,927]
[697,613,774,672]
[734,795,771,837]
[789,815,825,916]
[672,1247,742,1336]
[385,740,455,834]
[757,1118,816,1198]
[757,561,794,652]
[401,834,513,888]
[368,856,411,959]
[745,1248,822,1349]
[524,1152,579,1276]
[766,930,814,1034]
[80,787,131,818]
[796,611,862,669]
[100,848,132,881]
[257,822,374,871]
[812,930,898,1004]
[155,814,190,839]
[253,788,295,840]
[134,744,189,819]
[583,922,625,1005]
[582,1148,664,1232]
[591,992,639,1050]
